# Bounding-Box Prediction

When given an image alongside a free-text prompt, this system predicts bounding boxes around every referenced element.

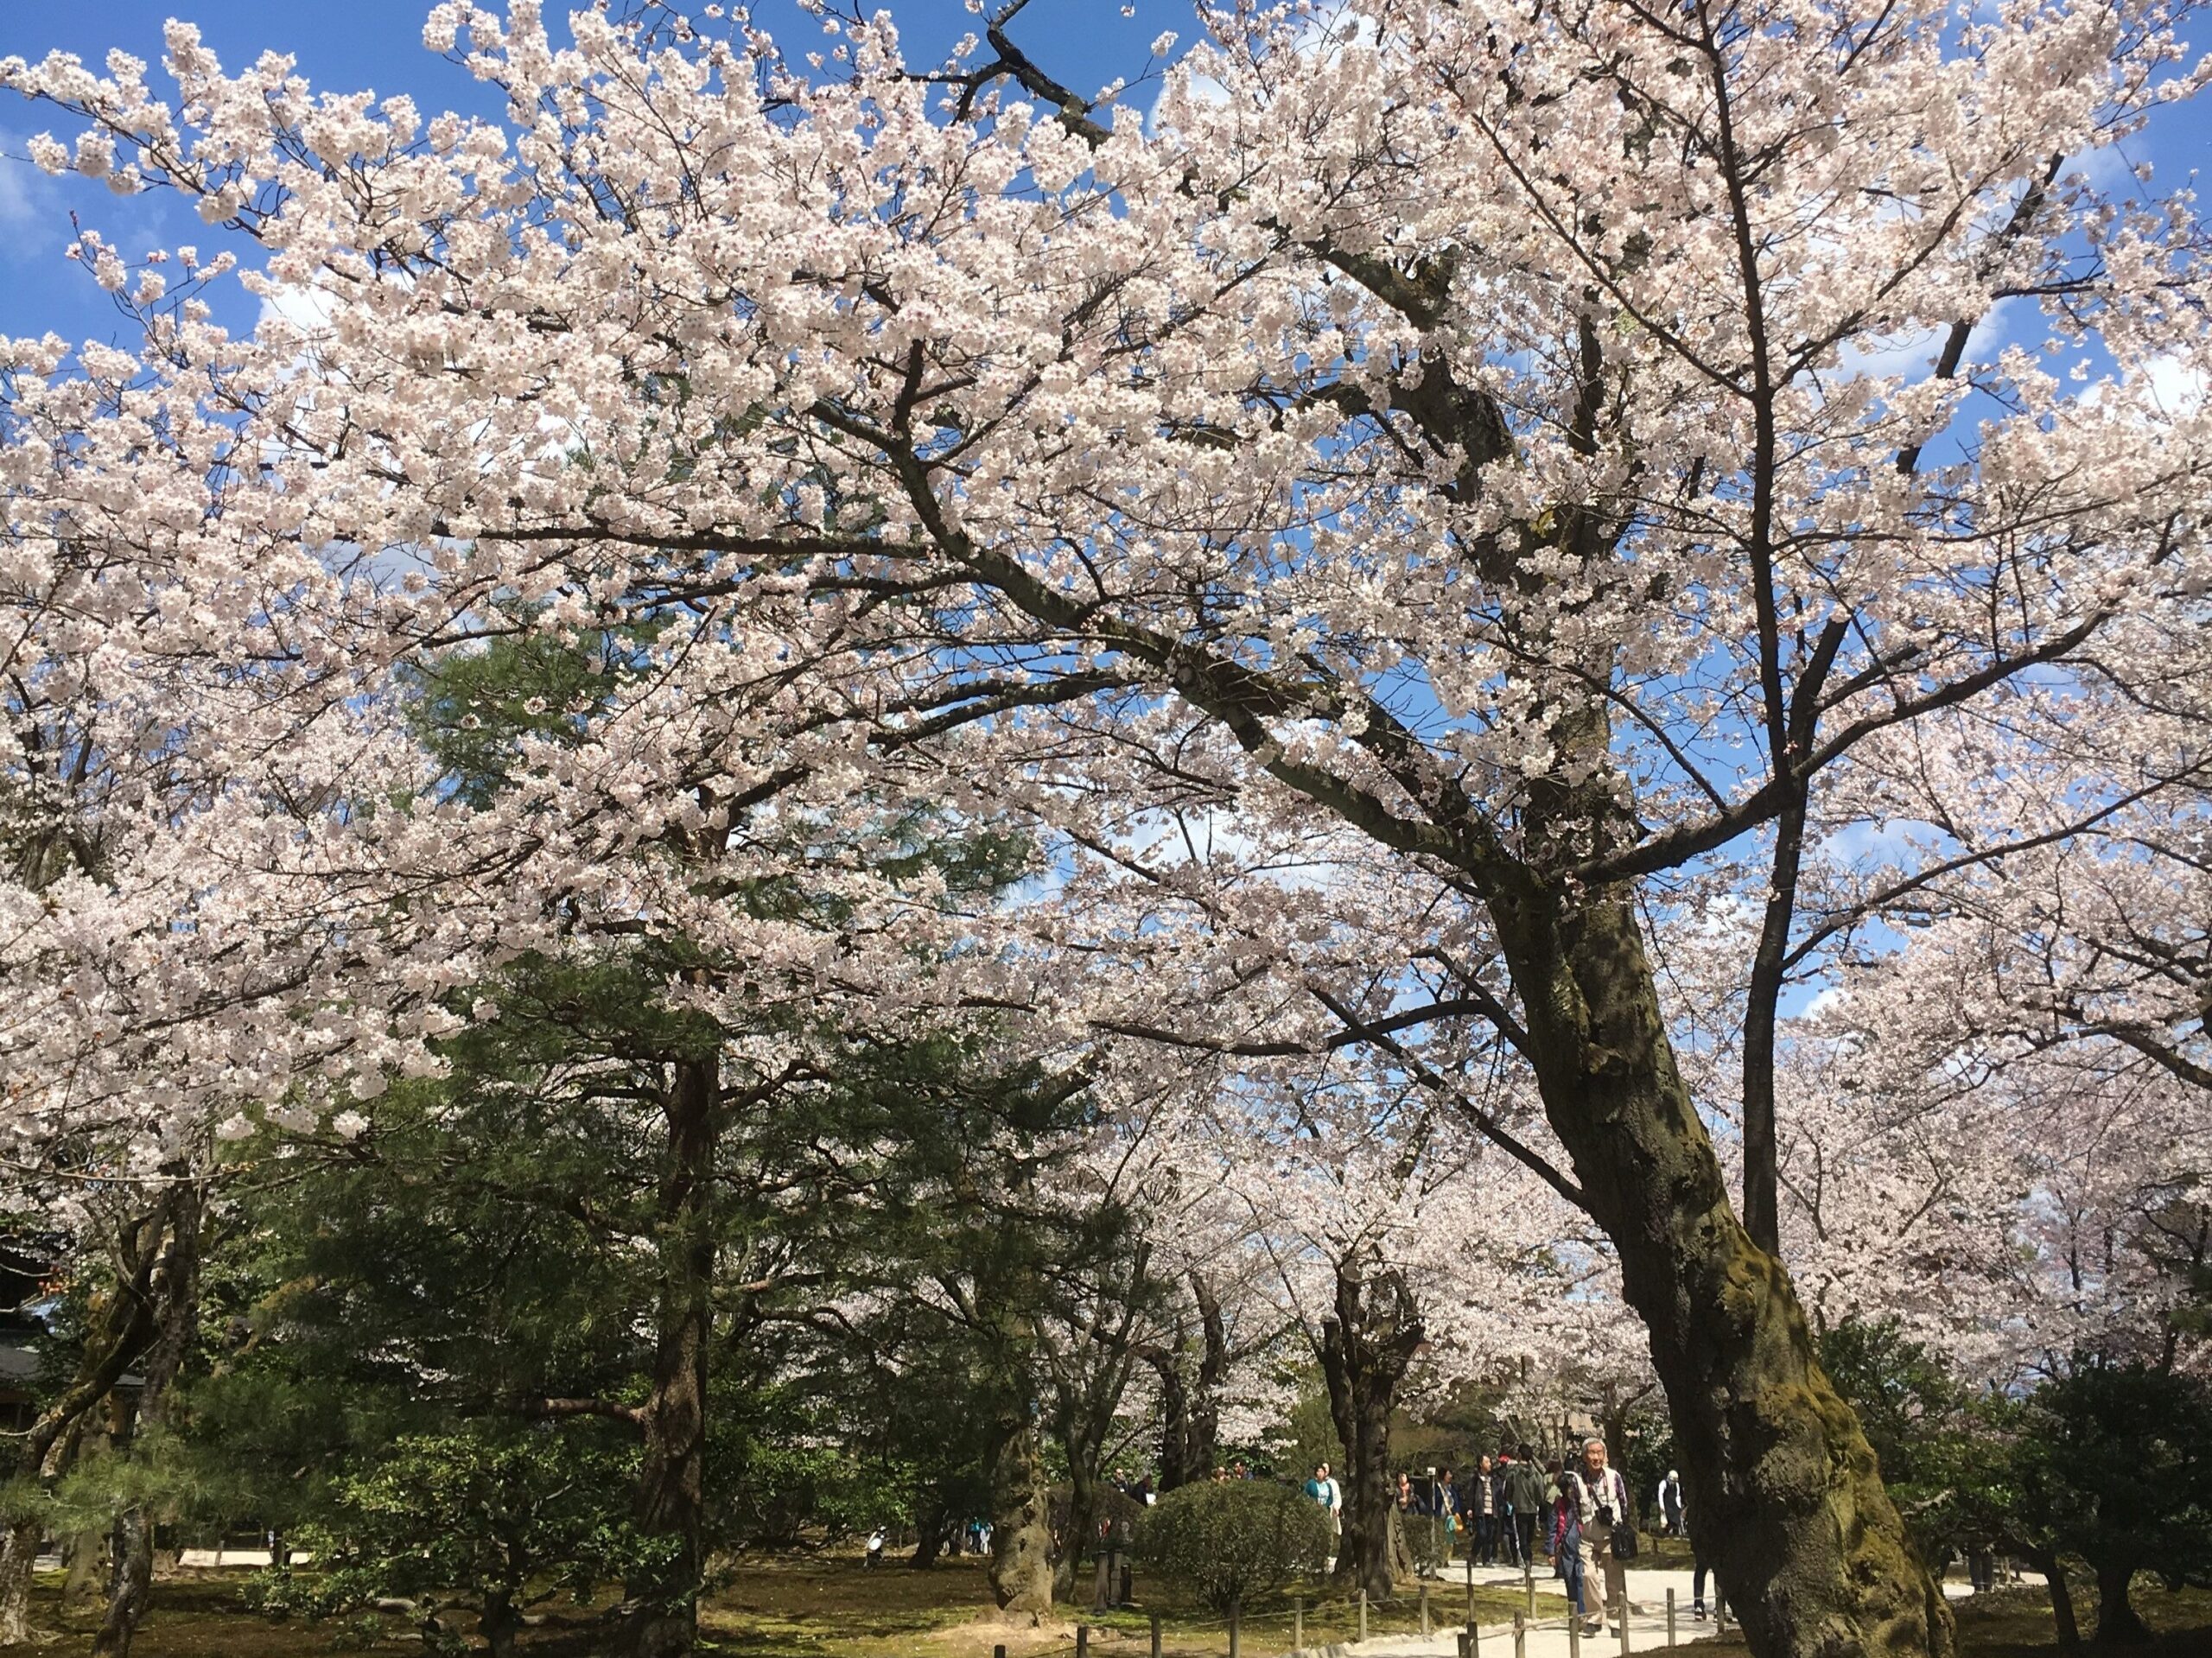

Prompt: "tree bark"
[1491,863,1954,1658]
[1739,793,1810,1255]
[1057,1454,1099,1603]
[1318,1260,1421,1605]
[2023,1547,2079,1649]
[482,1584,521,1658]
[1141,1272,1229,1493]
[62,1527,106,1610]
[908,1495,948,1568]
[986,1415,1055,1616]
[0,1198,172,1645]
[1144,1349,1198,1490]
[60,1417,107,1612]
[620,1057,716,1658]
[2091,1559,2150,1647]
[94,1173,202,1658]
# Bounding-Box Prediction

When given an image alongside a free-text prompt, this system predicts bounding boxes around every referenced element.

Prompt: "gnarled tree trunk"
[986,1415,1055,1616]
[1492,864,1953,1658]
[1318,1259,1421,1605]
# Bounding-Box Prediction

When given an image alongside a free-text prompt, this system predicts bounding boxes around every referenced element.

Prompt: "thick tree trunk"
[94,1175,204,1658]
[0,1521,45,1646]
[1492,872,1952,1658]
[2091,1560,2149,1647]
[909,1494,949,1568]
[620,1058,716,1658]
[90,1511,153,1658]
[1318,1261,1420,1604]
[1181,1274,1227,1487]
[482,1585,521,1658]
[1056,1455,1100,1603]
[1145,1351,1199,1490]
[60,1417,107,1611]
[62,1528,106,1609]
[986,1417,1055,1616]
[2022,1547,2079,1649]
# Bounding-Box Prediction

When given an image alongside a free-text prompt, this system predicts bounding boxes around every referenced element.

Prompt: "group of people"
[1309,1439,1713,1641]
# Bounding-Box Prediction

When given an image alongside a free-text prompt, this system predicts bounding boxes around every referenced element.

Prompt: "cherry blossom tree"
[6,3,2212,1655]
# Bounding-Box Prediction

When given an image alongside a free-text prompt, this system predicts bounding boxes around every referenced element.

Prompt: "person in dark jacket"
[1466,1452,1499,1566]
[1493,1449,1521,1566]
[1504,1445,1548,1568]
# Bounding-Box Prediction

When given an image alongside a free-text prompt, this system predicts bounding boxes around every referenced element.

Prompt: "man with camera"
[1565,1437,1633,1639]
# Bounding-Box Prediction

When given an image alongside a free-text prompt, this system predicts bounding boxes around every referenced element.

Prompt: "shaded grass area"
[24,1556,2192,1657]
[703,1553,1564,1657]
[0,1554,1567,1656]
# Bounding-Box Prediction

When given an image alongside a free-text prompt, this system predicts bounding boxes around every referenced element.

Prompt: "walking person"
[1566,1438,1632,1639]
[1968,1542,1995,1594]
[1306,1462,1343,1570]
[1469,1452,1498,1566]
[1542,1457,1566,1570]
[1495,1450,1513,1573]
[1551,1466,1586,1623]
[1505,1445,1548,1570]
[1656,1469,1684,1537]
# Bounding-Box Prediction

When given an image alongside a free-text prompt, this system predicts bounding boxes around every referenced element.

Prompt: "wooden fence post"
[1228,1599,1241,1658]
[1076,1625,1089,1658]
[1149,1613,1162,1658]
[1667,1586,1676,1648]
[1292,1598,1302,1652]
[1358,1588,1369,1644]
[1513,1611,1526,1658]
[1421,1584,1432,1638]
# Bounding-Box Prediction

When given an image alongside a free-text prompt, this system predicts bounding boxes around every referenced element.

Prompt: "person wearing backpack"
[1565,1438,1633,1639]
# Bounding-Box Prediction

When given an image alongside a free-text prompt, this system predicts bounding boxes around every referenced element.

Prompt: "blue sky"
[3,1,2209,348]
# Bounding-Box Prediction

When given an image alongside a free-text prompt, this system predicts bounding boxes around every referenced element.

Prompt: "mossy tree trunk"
[1489,863,1954,1658]
[1319,1260,1421,1605]
[986,1415,1055,1616]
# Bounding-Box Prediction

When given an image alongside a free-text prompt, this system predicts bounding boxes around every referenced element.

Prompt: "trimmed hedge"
[1134,1480,1332,1615]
